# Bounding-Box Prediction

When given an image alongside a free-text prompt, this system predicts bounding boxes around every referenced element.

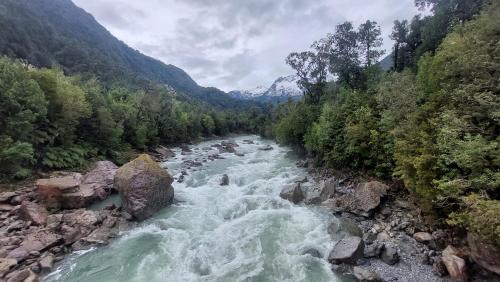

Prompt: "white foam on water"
[44,136,342,282]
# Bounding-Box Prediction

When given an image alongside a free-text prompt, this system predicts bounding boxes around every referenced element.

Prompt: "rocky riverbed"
[287,161,500,282]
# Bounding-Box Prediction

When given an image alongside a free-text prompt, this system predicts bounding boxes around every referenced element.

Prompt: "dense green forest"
[0,59,265,179]
[268,0,499,246]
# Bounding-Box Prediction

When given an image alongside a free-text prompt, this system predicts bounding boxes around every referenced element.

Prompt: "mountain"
[229,75,303,103]
[0,0,248,108]
[378,53,394,71]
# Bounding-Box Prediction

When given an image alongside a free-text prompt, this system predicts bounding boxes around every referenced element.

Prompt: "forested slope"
[0,0,246,108]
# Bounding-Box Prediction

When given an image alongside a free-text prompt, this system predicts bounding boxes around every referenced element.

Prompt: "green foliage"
[0,137,35,179]
[448,194,500,246]
[273,102,319,147]
[42,146,89,169]
[0,57,264,180]
[271,0,499,246]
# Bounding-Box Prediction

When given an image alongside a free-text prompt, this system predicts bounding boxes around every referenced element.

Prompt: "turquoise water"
[45,136,340,282]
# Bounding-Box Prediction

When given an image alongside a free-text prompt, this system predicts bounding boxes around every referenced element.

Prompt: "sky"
[73,0,423,92]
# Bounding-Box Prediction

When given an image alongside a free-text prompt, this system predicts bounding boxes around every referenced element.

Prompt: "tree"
[358,20,385,67]
[328,22,362,88]
[390,20,409,71]
[286,47,327,104]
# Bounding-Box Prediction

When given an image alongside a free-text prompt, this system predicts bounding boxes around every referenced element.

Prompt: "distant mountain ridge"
[229,75,303,103]
[0,0,250,108]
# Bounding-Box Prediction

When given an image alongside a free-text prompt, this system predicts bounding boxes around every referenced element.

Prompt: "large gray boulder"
[304,178,337,205]
[279,183,305,204]
[328,236,364,265]
[114,154,174,220]
[331,181,388,216]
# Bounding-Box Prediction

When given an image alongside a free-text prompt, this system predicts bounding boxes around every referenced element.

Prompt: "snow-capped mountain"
[229,75,303,103]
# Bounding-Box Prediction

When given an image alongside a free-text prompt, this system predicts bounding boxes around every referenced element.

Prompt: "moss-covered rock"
[114,154,174,220]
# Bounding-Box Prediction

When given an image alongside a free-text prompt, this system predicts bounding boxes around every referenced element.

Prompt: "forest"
[268,0,499,247]
[0,60,266,180]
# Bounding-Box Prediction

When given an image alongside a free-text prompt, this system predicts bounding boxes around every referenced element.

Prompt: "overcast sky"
[73,0,422,92]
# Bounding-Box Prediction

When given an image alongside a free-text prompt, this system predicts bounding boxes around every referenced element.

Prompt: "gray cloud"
[73,0,422,91]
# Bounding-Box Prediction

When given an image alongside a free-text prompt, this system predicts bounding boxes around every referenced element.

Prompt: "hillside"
[0,0,246,108]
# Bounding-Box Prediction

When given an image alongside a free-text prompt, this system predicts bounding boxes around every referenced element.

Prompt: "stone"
[353,266,381,282]
[279,183,305,204]
[114,154,174,220]
[302,248,322,258]
[0,204,14,212]
[18,201,48,226]
[258,145,273,151]
[413,232,433,244]
[364,241,384,258]
[36,173,82,208]
[220,174,229,186]
[442,254,467,282]
[304,178,337,205]
[353,181,388,215]
[0,192,17,203]
[60,225,82,245]
[467,233,500,275]
[432,258,448,277]
[0,258,18,277]
[328,236,364,265]
[376,231,390,242]
[5,269,31,282]
[381,245,399,265]
[38,254,54,273]
[7,247,29,261]
[153,146,175,160]
[46,214,62,229]
[20,229,62,252]
[63,209,99,228]
[7,220,25,232]
[81,161,119,200]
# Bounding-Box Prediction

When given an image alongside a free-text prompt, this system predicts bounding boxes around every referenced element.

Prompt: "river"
[45,135,342,282]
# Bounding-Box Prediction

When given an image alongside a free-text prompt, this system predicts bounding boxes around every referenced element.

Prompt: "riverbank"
[298,159,500,281]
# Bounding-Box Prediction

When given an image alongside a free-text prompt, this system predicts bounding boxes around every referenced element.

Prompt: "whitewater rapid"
[45,136,341,282]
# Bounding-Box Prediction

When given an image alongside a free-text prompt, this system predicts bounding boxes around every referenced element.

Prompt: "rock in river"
[279,183,305,204]
[328,236,364,265]
[220,174,229,186]
[114,154,174,220]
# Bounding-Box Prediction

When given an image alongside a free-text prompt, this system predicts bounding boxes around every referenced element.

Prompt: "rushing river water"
[46,136,341,282]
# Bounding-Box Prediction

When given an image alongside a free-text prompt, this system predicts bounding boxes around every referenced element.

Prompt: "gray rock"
[353,266,381,282]
[364,241,384,258]
[18,201,48,226]
[328,236,364,265]
[381,245,399,265]
[38,254,55,273]
[220,174,229,186]
[279,183,305,204]
[413,232,433,244]
[304,178,337,204]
